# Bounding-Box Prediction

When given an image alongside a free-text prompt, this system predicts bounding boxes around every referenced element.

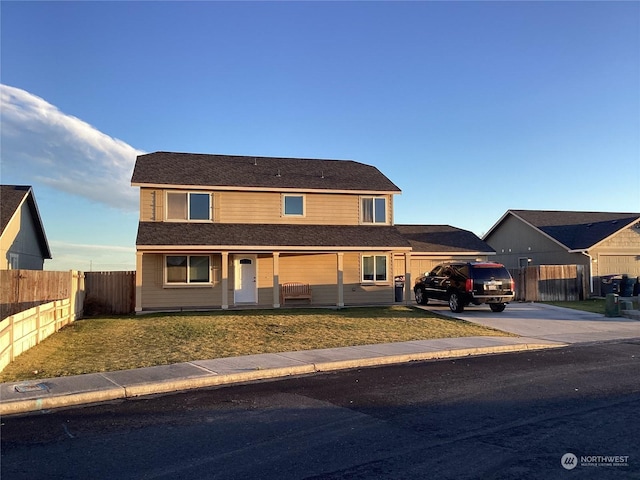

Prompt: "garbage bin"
[394,275,405,302]
[601,275,622,296]
[605,293,620,317]
[620,275,634,297]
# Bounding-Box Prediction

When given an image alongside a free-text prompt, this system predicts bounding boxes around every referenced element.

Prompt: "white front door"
[234,256,257,303]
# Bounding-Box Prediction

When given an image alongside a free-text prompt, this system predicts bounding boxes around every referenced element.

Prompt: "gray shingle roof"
[510,210,640,250]
[131,152,401,192]
[136,222,411,249]
[395,225,495,253]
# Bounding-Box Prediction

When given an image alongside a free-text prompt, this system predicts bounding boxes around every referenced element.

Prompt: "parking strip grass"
[0,306,514,383]
[542,299,606,314]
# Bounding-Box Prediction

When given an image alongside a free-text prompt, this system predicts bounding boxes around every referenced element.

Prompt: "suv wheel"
[489,303,506,312]
[448,292,464,313]
[415,288,428,305]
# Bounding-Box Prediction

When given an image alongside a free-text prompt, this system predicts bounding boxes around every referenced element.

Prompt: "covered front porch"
[134,250,413,312]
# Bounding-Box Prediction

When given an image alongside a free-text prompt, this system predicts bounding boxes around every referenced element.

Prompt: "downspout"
[580,251,594,295]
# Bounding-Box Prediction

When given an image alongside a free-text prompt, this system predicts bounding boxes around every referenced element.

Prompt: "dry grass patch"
[0,306,513,382]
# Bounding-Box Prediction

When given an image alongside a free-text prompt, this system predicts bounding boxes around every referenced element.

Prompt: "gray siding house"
[483,210,640,295]
[0,185,51,270]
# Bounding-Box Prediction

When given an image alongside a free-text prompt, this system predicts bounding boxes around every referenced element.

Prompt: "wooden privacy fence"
[0,299,75,372]
[0,269,134,371]
[0,270,84,320]
[509,265,587,302]
[84,271,135,315]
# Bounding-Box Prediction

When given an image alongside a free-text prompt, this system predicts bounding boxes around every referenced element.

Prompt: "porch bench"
[280,282,312,305]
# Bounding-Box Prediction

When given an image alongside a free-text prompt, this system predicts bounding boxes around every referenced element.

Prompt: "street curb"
[0,343,564,416]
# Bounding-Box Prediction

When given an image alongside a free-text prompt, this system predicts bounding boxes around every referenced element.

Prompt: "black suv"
[414,262,515,313]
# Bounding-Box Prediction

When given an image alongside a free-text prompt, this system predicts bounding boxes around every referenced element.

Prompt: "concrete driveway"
[423,301,640,344]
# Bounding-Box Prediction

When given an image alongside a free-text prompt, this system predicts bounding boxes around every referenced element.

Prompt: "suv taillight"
[510,278,515,292]
[465,278,473,292]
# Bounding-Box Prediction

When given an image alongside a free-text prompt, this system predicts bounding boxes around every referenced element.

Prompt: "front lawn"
[0,306,512,382]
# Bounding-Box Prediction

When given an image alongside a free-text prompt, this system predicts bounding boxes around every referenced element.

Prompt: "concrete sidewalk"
[3,302,639,417]
[0,335,562,416]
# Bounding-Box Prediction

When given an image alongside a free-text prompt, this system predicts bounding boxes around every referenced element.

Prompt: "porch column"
[404,252,412,305]
[337,252,344,307]
[135,252,143,313]
[273,252,280,308]
[221,252,229,309]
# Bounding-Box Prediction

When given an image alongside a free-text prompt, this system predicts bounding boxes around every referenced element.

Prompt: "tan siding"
[594,225,640,253]
[278,253,338,304]
[141,254,223,310]
[256,255,274,305]
[305,194,360,225]
[219,191,360,225]
[0,208,19,269]
[592,226,640,279]
[342,253,393,304]
[139,188,155,221]
[140,189,396,225]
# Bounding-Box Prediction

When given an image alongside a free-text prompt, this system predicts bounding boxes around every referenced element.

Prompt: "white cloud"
[0,84,145,211]
[46,241,136,272]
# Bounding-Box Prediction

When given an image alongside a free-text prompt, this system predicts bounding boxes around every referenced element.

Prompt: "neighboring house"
[483,209,640,295]
[131,152,414,311]
[394,224,495,279]
[0,185,52,270]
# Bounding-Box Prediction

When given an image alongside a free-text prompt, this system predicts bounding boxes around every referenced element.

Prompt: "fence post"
[35,305,41,345]
[9,315,15,362]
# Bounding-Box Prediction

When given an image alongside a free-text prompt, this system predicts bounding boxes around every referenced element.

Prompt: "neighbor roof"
[0,185,52,259]
[485,210,640,251]
[131,152,401,193]
[136,222,411,250]
[395,225,495,254]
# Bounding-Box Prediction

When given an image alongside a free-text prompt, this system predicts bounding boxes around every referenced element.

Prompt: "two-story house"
[131,152,415,312]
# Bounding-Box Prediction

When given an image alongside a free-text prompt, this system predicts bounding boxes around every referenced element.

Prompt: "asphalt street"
[2,340,639,480]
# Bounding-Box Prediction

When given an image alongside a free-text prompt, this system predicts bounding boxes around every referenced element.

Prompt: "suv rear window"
[472,266,509,281]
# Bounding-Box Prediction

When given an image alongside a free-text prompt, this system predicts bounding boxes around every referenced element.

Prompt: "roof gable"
[131,152,401,193]
[487,210,640,250]
[0,185,52,259]
[395,224,495,253]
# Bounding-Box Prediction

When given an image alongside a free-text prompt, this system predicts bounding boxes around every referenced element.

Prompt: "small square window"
[283,195,304,216]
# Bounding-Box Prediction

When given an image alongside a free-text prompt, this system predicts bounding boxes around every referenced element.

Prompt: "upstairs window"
[166,192,211,221]
[361,197,387,224]
[283,194,305,216]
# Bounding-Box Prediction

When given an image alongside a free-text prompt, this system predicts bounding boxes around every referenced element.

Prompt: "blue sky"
[1,1,638,271]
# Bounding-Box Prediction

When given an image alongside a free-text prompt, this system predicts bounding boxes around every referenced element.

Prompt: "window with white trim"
[362,254,388,282]
[165,255,211,284]
[283,194,305,216]
[166,192,212,221]
[361,197,387,224]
